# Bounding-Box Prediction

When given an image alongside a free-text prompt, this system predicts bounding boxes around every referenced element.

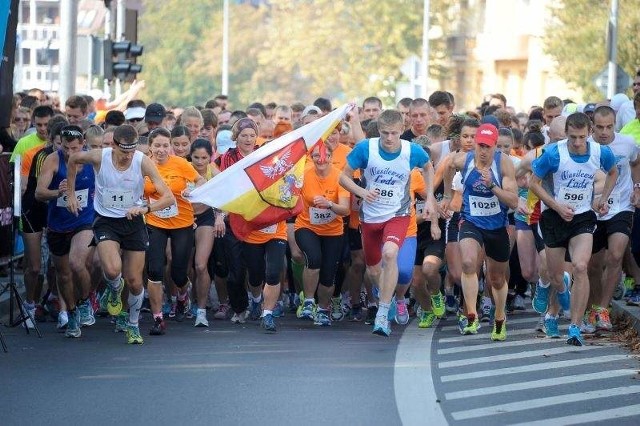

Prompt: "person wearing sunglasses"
[35,126,97,338]
[65,124,175,344]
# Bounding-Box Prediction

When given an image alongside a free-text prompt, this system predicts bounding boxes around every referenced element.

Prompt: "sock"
[291,259,304,287]
[377,302,390,318]
[304,297,315,304]
[252,294,262,303]
[127,291,144,325]
[538,278,550,289]
[262,309,273,317]
[104,273,122,292]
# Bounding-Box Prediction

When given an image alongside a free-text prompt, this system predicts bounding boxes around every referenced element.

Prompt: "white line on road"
[509,403,640,426]
[445,369,636,400]
[452,385,640,420]
[440,354,631,382]
[438,329,534,343]
[438,345,600,368]
[437,337,556,354]
[394,326,447,425]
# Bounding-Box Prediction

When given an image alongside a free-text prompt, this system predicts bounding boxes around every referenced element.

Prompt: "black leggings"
[295,228,344,287]
[147,225,194,287]
[243,239,287,287]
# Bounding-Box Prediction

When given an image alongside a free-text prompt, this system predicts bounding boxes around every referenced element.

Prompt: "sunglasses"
[128,117,144,123]
[60,129,83,138]
[633,82,640,87]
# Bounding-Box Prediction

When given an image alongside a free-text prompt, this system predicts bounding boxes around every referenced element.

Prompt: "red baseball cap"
[475,123,498,147]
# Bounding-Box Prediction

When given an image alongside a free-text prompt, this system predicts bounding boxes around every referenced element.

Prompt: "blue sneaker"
[445,294,458,314]
[627,288,640,306]
[300,300,316,320]
[65,309,81,338]
[314,308,331,326]
[544,316,560,338]
[261,313,277,333]
[457,314,468,334]
[372,314,391,336]
[272,301,284,318]
[556,272,571,312]
[388,298,397,323]
[533,282,550,314]
[249,298,262,321]
[566,323,584,346]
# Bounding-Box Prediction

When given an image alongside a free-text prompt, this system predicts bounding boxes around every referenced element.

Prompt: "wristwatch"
[328,201,334,210]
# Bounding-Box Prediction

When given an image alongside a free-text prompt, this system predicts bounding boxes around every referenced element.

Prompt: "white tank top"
[94,148,145,218]
[592,133,638,220]
[552,140,600,215]
[361,138,412,224]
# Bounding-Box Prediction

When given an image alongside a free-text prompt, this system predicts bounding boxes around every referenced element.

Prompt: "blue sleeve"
[599,145,616,172]
[347,139,369,170]
[532,144,560,178]
[409,143,429,169]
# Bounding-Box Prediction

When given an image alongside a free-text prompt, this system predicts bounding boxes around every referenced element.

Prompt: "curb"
[611,299,640,335]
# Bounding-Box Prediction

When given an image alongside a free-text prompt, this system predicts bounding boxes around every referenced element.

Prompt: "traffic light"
[103,39,143,81]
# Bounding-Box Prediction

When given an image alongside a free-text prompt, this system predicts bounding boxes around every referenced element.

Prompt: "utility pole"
[115,0,126,97]
[420,0,430,99]
[222,0,229,95]
[607,0,618,99]
[59,0,78,103]
[103,0,115,99]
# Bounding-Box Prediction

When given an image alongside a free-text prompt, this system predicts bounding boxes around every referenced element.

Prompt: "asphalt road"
[1,308,639,426]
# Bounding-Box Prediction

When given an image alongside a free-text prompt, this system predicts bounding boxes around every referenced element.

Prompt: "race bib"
[415,200,425,216]
[260,224,277,234]
[102,188,134,209]
[606,192,621,210]
[57,188,88,208]
[468,195,501,217]
[309,207,336,225]
[372,184,403,207]
[557,187,590,211]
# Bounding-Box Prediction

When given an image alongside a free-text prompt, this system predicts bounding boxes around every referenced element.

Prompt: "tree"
[544,0,640,101]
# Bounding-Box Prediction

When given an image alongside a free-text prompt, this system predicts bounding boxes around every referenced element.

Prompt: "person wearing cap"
[35,125,97,338]
[145,103,166,132]
[442,123,518,341]
[65,124,175,345]
[300,105,322,125]
[124,106,146,125]
[339,110,437,337]
[530,112,618,347]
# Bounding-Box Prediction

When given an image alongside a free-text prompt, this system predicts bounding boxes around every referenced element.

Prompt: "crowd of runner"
[3,71,640,346]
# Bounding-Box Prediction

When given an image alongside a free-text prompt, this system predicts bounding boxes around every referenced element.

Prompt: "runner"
[65,124,175,344]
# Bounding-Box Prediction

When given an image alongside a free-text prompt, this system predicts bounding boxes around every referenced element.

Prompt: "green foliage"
[544,0,640,100]
[138,0,453,108]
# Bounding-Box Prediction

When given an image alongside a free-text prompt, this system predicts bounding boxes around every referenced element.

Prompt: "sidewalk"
[611,299,640,335]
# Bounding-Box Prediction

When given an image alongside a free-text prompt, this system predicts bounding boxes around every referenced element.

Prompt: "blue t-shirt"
[532,142,616,178]
[347,139,430,171]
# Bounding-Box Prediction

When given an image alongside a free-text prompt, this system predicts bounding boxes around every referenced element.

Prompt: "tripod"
[0,154,41,351]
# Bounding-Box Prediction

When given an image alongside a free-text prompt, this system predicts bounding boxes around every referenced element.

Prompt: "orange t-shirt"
[348,169,363,230]
[295,166,349,236]
[406,169,426,238]
[21,144,47,177]
[330,143,351,171]
[244,220,287,244]
[144,155,200,229]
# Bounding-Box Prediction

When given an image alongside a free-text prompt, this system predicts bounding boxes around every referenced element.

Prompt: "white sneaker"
[513,294,526,311]
[194,310,209,327]
[231,311,247,324]
[57,311,69,332]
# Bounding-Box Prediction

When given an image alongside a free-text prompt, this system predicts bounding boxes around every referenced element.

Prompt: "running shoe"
[535,314,545,332]
[445,294,458,314]
[556,272,571,311]
[431,292,445,318]
[249,298,262,321]
[24,303,36,329]
[372,314,391,336]
[532,282,550,314]
[175,298,187,322]
[513,294,526,311]
[462,316,480,335]
[150,317,166,335]
[479,303,492,323]
[544,316,560,338]
[34,304,47,323]
[457,314,468,334]
[627,288,640,306]
[261,313,277,333]
[126,324,144,344]
[107,278,124,316]
[300,300,316,320]
[272,301,285,318]
[57,311,68,332]
[46,297,61,320]
[365,305,378,325]
[99,288,111,312]
[213,303,231,320]
[580,315,596,335]
[114,312,128,333]
[491,319,507,341]
[194,309,209,328]
[395,300,410,325]
[314,308,331,326]
[65,309,81,338]
[349,304,364,322]
[295,292,305,317]
[230,311,248,324]
[595,307,612,331]
[78,299,96,327]
[418,311,436,328]
[330,297,344,321]
[566,323,584,346]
